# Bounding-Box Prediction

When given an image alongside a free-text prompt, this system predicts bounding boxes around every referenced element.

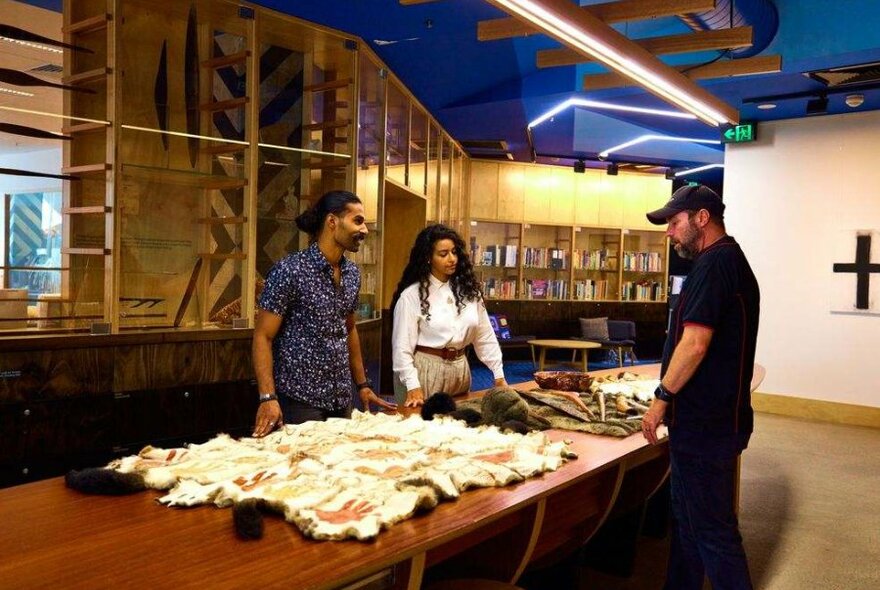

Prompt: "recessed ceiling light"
[757,103,777,110]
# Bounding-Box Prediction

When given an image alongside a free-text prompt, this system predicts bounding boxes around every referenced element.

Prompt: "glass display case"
[425,122,441,225]
[385,81,407,187]
[573,226,621,301]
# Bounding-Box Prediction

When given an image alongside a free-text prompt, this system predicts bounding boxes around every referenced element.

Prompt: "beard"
[672,219,702,260]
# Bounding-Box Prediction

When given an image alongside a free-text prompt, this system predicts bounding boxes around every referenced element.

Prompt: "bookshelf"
[349,223,381,320]
[469,220,521,300]
[573,226,621,301]
[621,229,668,302]
[521,224,570,300]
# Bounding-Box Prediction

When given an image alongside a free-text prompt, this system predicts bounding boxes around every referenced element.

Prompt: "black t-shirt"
[661,235,760,458]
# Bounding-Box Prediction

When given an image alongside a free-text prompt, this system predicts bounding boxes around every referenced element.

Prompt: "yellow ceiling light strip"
[487,0,738,127]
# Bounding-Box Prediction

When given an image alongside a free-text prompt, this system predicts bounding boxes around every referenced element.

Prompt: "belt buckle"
[444,347,457,360]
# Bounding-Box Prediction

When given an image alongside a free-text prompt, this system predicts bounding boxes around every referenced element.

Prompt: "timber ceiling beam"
[537,26,753,68]
[484,0,738,124]
[583,54,783,91]
[478,0,717,42]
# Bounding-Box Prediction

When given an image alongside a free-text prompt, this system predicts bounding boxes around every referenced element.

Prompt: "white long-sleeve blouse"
[392,275,505,392]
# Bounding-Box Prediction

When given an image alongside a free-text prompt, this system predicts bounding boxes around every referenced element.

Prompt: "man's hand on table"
[641,399,667,445]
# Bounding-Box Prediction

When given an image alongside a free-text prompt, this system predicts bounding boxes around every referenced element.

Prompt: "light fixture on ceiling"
[757,103,777,110]
[805,95,829,116]
[674,164,724,177]
[0,35,64,54]
[845,94,865,108]
[606,162,618,176]
[0,86,35,97]
[573,159,586,173]
[598,134,722,160]
[486,0,738,126]
[527,97,696,129]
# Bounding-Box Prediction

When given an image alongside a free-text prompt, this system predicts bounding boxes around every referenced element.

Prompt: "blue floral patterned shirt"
[258,242,361,411]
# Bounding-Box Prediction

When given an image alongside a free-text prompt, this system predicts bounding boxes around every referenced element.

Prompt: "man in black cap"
[642,184,760,590]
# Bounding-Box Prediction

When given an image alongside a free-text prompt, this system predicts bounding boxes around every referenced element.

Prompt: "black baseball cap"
[646,184,725,225]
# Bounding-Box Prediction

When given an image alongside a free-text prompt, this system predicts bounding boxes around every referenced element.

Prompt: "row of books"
[621,280,663,301]
[572,248,615,271]
[572,279,610,301]
[622,251,663,272]
[522,279,568,300]
[472,241,519,268]
[522,247,567,270]
[481,278,517,299]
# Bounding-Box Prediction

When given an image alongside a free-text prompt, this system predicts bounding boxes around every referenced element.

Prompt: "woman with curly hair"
[391,224,507,407]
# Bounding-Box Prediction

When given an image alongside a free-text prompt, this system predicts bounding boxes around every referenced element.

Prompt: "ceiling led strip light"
[487,0,738,126]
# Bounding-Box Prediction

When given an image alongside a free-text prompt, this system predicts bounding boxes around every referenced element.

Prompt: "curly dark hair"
[390,224,483,320]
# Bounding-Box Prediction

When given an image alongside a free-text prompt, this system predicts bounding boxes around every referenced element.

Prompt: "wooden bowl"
[533,371,593,392]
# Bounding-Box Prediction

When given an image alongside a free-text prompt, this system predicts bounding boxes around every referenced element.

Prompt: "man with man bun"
[251,190,395,436]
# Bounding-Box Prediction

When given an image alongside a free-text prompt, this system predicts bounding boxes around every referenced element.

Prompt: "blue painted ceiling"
[22,0,880,172]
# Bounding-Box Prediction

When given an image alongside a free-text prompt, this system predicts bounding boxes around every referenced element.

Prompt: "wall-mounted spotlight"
[806,95,828,116]
[573,159,586,173]
[606,163,618,176]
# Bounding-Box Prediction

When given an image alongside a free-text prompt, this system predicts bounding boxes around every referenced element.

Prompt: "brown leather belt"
[415,345,466,361]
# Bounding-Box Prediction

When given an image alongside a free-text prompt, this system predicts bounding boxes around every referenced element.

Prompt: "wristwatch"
[356,379,373,391]
[258,393,278,404]
[654,383,674,402]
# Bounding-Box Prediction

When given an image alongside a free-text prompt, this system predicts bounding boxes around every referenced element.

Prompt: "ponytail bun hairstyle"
[295,190,362,238]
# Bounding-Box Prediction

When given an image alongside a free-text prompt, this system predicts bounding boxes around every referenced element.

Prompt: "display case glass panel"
[573,226,621,301]
[425,122,441,224]
[621,229,667,301]
[408,104,428,195]
[116,0,250,329]
[469,221,520,299]
[385,81,408,186]
[522,223,570,300]
[438,136,452,223]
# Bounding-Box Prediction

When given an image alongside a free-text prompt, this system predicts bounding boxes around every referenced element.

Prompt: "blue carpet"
[470,356,659,390]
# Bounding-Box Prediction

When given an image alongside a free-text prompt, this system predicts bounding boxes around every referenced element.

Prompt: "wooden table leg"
[581,349,588,372]
[538,347,547,372]
[617,346,623,368]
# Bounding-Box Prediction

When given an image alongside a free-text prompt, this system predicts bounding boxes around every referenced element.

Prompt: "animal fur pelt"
[233,499,264,540]
[448,408,481,425]
[421,392,456,420]
[481,387,530,427]
[65,468,147,495]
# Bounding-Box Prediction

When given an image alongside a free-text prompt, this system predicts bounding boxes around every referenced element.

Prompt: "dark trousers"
[664,451,753,590]
[280,396,351,425]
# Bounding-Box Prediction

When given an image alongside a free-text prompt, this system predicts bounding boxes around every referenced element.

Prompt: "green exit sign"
[721,122,757,143]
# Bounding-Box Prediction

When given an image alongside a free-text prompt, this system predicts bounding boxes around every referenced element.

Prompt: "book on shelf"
[522,246,567,269]
[574,279,609,301]
[473,242,518,268]
[622,280,663,301]
[522,278,568,300]
[574,248,615,271]
[623,251,663,272]
[482,277,516,299]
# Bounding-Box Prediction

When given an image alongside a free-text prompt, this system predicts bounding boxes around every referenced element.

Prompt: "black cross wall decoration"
[833,234,880,310]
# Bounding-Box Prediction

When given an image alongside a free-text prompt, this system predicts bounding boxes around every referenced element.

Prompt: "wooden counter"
[0,366,672,590]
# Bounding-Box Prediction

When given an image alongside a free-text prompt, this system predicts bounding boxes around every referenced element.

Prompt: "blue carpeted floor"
[469,354,659,390]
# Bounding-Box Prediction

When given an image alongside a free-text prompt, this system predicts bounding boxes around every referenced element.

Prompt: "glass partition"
[385,81,408,186]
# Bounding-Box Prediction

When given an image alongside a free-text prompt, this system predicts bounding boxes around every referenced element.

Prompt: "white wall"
[724,110,880,407]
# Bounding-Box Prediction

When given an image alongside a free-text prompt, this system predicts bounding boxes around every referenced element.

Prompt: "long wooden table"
[0,365,672,590]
